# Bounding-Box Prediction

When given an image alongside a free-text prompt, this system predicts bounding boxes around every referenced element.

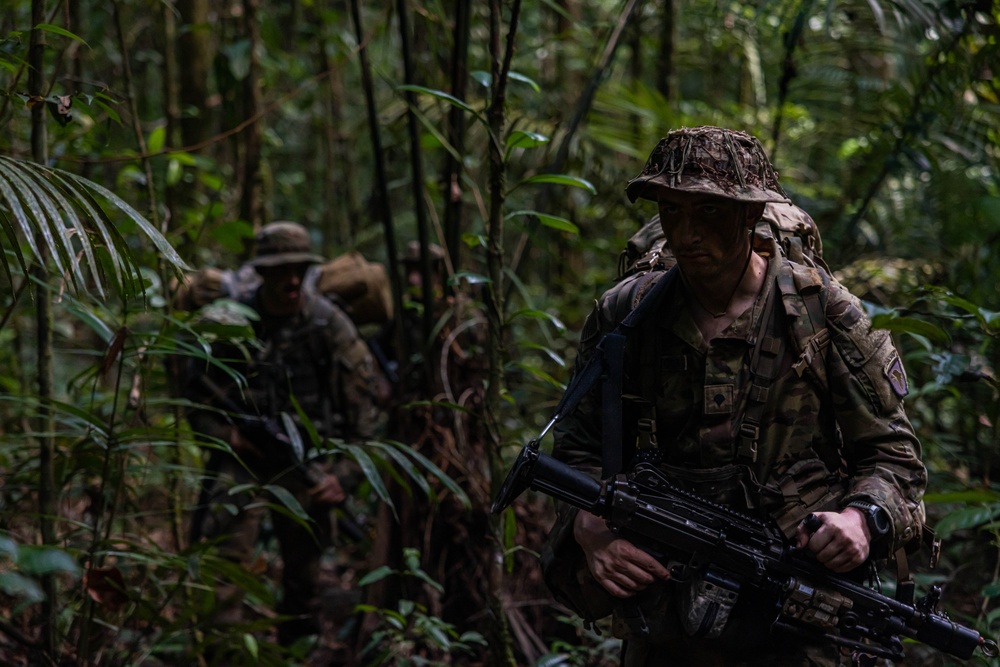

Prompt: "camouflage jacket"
[184,289,386,449]
[543,238,926,622]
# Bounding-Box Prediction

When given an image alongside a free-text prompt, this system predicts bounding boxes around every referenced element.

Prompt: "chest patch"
[704,384,735,415]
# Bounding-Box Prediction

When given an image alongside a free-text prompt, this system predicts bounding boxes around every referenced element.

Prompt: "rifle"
[492,444,999,661]
[194,375,367,543]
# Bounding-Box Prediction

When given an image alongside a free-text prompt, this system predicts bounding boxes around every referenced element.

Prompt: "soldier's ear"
[745,202,766,226]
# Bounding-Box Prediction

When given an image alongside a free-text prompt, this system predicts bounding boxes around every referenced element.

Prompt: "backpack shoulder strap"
[545,268,679,477]
[776,259,832,387]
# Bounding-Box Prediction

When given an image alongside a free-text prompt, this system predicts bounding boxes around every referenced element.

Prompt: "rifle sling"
[542,268,679,478]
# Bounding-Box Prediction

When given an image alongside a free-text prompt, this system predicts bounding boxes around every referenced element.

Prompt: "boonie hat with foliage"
[626,126,791,205]
[248,221,326,268]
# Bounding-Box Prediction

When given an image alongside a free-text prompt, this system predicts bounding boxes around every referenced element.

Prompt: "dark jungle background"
[1,1,999,665]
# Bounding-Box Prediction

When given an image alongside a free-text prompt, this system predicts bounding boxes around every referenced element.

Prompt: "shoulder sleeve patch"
[884,352,909,398]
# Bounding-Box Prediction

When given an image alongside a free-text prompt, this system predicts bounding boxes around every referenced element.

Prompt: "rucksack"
[174,252,394,327]
[617,202,829,280]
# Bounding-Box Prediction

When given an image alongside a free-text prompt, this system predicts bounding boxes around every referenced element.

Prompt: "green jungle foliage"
[1,0,999,665]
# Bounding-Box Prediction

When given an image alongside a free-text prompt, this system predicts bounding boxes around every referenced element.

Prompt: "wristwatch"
[846,500,890,540]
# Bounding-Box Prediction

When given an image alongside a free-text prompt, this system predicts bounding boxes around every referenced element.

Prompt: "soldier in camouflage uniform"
[542,127,926,666]
[184,222,386,646]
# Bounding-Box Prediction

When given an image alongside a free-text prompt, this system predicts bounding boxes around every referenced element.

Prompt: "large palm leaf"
[0,155,189,300]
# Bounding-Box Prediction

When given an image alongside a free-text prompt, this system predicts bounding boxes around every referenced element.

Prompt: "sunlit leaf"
[515,173,597,194]
[397,84,476,114]
[505,131,549,153]
[33,23,90,48]
[505,210,579,234]
[509,71,540,92]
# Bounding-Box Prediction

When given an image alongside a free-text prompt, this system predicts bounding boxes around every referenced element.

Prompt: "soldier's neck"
[686,252,767,342]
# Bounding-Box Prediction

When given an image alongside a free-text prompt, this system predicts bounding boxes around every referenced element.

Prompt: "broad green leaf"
[386,440,471,509]
[396,84,476,114]
[64,300,116,344]
[261,484,310,522]
[515,173,597,194]
[243,633,258,659]
[342,443,393,512]
[16,546,81,577]
[869,314,950,344]
[358,565,396,587]
[516,341,565,366]
[505,131,549,152]
[934,504,1000,539]
[0,572,44,602]
[92,98,122,124]
[505,210,579,234]
[148,126,166,154]
[0,535,17,560]
[509,361,563,389]
[57,167,189,272]
[414,569,445,595]
[366,441,430,497]
[33,23,90,47]
[509,71,541,92]
[924,489,1000,504]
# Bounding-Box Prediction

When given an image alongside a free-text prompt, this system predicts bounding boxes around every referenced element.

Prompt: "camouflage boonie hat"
[626,126,790,205]
[247,221,326,268]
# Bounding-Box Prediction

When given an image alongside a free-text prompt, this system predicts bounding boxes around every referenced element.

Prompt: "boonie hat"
[248,221,326,268]
[626,126,790,205]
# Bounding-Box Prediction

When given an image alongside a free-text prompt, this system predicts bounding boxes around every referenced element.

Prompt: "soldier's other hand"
[573,511,670,598]
[796,509,869,573]
[310,473,346,506]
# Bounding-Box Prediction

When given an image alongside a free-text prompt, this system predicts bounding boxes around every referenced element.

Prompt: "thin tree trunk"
[316,28,354,249]
[656,0,677,102]
[442,0,471,272]
[161,0,180,236]
[396,0,435,368]
[484,2,521,665]
[29,1,57,659]
[350,0,407,374]
[240,0,264,230]
[176,0,212,149]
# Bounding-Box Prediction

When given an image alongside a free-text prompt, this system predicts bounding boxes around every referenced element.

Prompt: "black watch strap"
[847,500,890,539]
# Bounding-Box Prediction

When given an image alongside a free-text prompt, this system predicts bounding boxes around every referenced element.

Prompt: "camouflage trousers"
[193,453,331,643]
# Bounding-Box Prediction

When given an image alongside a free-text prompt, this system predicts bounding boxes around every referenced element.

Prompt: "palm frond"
[0,156,189,299]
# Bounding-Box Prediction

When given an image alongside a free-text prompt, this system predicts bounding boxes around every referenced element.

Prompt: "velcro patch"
[884,353,908,398]
[704,384,734,415]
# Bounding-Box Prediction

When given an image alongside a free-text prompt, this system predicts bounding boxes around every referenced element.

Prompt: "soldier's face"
[258,262,310,316]
[657,191,759,279]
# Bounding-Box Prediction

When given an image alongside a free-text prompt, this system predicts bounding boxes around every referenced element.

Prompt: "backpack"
[174,252,394,326]
[617,202,829,280]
